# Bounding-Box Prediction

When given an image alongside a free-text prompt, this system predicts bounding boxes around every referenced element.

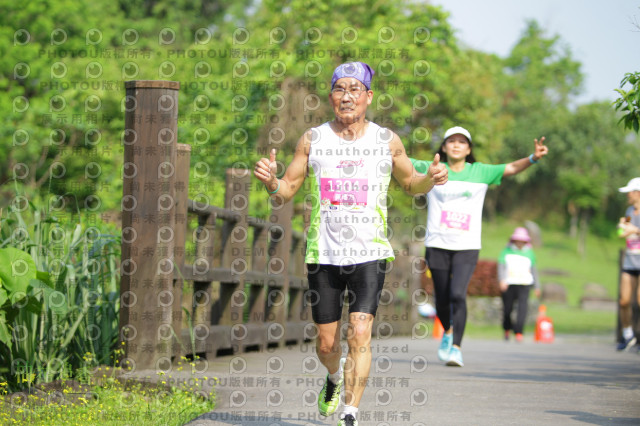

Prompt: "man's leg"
[618,272,637,350]
[315,320,345,417]
[316,320,342,375]
[343,312,374,408]
[338,259,386,423]
[620,272,634,330]
[619,272,633,328]
[307,263,346,416]
[635,273,640,314]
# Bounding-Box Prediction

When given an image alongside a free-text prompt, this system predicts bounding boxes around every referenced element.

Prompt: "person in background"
[498,226,541,342]
[410,126,548,367]
[616,177,640,351]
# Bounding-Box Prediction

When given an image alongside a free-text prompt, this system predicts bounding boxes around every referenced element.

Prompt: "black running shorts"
[306,259,387,324]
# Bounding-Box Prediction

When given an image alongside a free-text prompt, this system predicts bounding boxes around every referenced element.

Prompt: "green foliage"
[0,0,254,213]
[487,24,639,231]
[613,71,640,133]
[0,205,120,392]
[498,21,582,163]
[0,362,215,425]
[2,0,636,232]
[0,247,40,348]
[1,0,637,342]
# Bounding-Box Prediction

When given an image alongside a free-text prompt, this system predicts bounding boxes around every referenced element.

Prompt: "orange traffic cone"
[432,316,444,339]
[534,304,554,343]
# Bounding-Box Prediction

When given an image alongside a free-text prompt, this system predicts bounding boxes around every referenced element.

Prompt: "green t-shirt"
[410,159,505,250]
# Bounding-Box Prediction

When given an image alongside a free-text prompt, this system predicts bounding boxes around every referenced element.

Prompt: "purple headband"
[331,61,375,89]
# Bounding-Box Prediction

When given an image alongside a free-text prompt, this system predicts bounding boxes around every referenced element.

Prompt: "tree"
[613,72,640,133]
[3,0,635,241]
[486,20,583,221]
[554,102,639,251]
[613,11,640,134]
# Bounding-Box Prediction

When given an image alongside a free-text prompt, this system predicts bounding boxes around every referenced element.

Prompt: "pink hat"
[510,227,531,243]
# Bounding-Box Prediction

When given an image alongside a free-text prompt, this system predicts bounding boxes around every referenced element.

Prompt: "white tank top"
[305,121,395,265]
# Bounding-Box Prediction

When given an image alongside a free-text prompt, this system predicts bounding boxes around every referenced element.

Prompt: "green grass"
[545,304,616,334]
[480,220,622,306]
[462,305,616,338]
[418,304,617,341]
[0,362,216,426]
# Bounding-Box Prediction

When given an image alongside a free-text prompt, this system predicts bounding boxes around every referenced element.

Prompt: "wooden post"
[267,199,293,347]
[120,80,179,370]
[287,234,304,318]
[220,169,250,352]
[172,143,190,362]
[248,220,268,324]
[192,211,216,355]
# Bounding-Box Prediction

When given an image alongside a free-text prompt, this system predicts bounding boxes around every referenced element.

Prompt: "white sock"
[623,326,634,340]
[328,362,343,383]
[342,405,358,418]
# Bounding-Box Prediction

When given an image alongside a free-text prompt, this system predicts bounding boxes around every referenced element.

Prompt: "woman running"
[411,126,548,366]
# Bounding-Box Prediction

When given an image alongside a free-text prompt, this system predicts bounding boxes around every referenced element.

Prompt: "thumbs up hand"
[254,148,278,189]
[428,153,448,186]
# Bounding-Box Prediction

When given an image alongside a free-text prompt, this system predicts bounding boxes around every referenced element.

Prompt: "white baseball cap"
[443,126,472,142]
[619,177,640,193]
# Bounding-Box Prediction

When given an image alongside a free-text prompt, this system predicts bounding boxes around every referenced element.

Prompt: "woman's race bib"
[440,210,471,232]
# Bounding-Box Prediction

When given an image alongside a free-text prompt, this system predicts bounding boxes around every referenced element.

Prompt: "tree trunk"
[568,200,578,238]
[577,208,589,257]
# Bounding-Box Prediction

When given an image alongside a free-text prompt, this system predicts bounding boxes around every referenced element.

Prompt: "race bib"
[440,210,471,232]
[319,169,368,211]
[627,238,640,254]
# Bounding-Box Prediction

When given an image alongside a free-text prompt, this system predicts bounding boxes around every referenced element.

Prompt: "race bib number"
[440,210,471,232]
[627,238,640,254]
[319,170,368,211]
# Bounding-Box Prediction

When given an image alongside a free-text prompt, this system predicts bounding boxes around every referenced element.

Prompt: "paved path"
[149,333,639,425]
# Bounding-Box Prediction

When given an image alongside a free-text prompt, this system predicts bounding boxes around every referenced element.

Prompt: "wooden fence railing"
[175,169,309,360]
[119,80,425,369]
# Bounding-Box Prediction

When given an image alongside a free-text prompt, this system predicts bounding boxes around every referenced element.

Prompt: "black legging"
[426,248,479,347]
[502,285,532,334]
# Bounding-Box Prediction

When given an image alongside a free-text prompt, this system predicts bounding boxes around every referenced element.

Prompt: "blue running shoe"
[437,333,453,361]
[616,336,637,351]
[446,346,464,367]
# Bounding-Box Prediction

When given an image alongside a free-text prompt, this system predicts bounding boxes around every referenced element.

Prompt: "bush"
[0,205,120,392]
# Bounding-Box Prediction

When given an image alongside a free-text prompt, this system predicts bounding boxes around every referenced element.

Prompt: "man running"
[254,61,447,425]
